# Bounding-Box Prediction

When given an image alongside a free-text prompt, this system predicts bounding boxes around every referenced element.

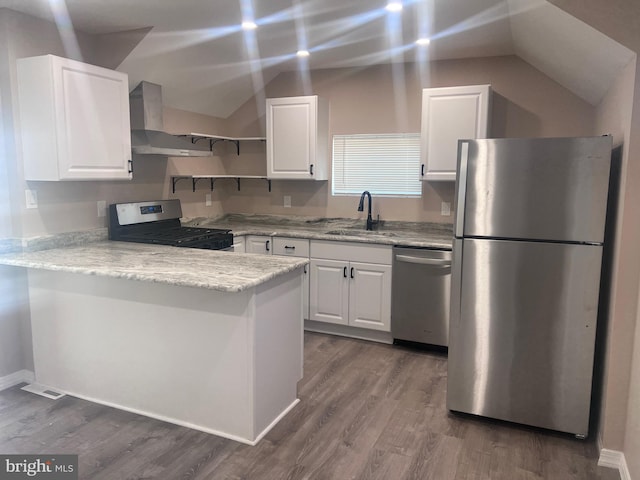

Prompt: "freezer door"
[457,136,612,243]
[447,238,602,436]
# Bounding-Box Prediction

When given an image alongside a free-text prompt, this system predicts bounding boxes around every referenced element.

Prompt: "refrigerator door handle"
[455,141,470,237]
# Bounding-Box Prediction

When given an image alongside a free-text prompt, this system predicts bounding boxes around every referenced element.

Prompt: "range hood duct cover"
[129,81,211,157]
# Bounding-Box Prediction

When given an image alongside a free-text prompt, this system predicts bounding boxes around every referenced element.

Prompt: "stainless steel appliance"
[447,135,612,438]
[129,81,212,157]
[108,199,233,250]
[392,247,452,347]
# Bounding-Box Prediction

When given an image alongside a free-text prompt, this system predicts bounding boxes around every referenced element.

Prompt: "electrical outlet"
[97,200,107,217]
[25,189,38,209]
[205,194,212,207]
[284,195,292,208]
[441,201,451,216]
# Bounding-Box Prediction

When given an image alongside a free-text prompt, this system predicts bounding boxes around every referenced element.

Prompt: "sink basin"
[324,229,396,237]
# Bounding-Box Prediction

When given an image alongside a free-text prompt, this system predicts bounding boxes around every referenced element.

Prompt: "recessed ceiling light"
[296,50,310,58]
[416,38,431,46]
[241,21,257,30]
[385,1,403,12]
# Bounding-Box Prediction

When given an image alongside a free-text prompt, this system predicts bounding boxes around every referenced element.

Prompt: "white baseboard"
[0,369,35,391]
[304,320,393,344]
[599,449,631,480]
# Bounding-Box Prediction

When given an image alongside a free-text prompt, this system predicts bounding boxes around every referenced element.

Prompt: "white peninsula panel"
[2,243,306,445]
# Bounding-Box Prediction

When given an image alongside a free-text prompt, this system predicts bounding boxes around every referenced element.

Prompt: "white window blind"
[332,133,422,197]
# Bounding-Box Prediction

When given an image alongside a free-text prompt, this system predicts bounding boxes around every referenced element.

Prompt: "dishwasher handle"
[395,254,451,267]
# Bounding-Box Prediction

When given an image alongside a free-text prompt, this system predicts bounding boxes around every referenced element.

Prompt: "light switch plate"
[441,201,451,216]
[205,194,212,206]
[284,195,292,208]
[25,189,38,209]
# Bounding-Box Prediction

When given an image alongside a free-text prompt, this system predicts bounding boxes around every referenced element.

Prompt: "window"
[332,133,422,197]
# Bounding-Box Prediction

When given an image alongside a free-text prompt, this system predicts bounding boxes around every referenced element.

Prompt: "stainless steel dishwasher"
[392,246,452,347]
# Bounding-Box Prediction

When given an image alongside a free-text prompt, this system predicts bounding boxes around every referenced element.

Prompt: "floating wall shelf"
[180,132,266,155]
[171,175,271,193]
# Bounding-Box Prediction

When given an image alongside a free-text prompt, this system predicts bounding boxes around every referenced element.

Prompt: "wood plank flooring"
[0,332,620,480]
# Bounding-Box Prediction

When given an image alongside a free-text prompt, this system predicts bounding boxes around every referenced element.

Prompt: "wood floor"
[0,332,619,480]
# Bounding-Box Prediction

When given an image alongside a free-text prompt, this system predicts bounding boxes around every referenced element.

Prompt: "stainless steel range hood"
[130,81,211,157]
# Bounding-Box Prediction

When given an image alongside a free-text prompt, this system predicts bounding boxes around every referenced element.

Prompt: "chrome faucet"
[357,190,379,231]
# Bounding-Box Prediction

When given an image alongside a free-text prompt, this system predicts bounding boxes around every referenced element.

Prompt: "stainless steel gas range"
[108,199,233,251]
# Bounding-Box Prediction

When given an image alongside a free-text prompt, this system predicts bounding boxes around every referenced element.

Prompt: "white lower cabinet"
[245,235,273,254]
[232,235,245,253]
[349,262,392,331]
[272,237,310,320]
[309,241,392,332]
[309,259,349,325]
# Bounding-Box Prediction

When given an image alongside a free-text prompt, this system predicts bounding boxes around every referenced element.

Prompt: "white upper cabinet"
[420,85,491,182]
[17,55,132,181]
[266,95,328,180]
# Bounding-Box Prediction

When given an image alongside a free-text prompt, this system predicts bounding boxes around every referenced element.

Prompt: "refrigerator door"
[455,136,612,243]
[447,238,602,436]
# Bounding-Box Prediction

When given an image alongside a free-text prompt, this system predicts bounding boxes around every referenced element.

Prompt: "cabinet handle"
[304,265,307,274]
[343,266,347,278]
[285,245,296,250]
[310,164,314,176]
[350,267,354,279]
[421,164,425,176]
[128,159,133,174]
[266,240,270,252]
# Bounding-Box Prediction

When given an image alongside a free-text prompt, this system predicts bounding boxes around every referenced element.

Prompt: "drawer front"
[273,237,310,258]
[310,240,392,265]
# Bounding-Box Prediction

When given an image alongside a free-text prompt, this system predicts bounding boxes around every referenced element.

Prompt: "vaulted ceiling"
[0,0,634,118]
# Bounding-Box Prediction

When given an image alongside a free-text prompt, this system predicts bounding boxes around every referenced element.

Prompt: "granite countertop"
[0,241,307,293]
[187,214,454,250]
[0,214,451,292]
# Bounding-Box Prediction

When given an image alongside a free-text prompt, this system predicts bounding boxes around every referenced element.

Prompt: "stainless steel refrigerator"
[447,135,612,438]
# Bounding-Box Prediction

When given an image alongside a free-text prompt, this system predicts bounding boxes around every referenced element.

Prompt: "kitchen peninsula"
[0,241,307,445]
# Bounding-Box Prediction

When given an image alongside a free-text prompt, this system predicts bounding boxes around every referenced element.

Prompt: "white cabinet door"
[349,262,391,332]
[245,235,272,254]
[17,54,132,181]
[421,85,490,182]
[233,235,245,253]
[266,95,328,180]
[309,259,349,325]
